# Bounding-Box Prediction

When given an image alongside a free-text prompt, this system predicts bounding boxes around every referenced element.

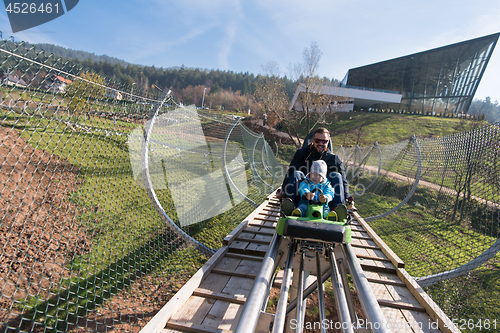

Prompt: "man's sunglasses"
[313,138,329,145]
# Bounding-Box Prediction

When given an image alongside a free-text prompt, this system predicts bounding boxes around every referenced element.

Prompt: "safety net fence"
[340,126,500,330]
[1,39,499,332]
[0,40,282,332]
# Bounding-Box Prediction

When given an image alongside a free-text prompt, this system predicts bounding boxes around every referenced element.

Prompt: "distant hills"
[7,41,498,122]
[19,41,298,98]
[30,43,132,67]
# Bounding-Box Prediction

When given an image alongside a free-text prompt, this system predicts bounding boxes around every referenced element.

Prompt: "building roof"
[290,83,402,110]
[344,33,499,114]
[291,32,500,114]
[54,75,72,85]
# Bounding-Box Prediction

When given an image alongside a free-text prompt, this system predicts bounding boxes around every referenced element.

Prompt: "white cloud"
[218,20,237,70]
[215,0,244,70]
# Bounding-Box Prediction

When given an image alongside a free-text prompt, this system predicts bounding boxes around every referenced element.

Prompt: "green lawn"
[280,111,488,147]
[3,106,496,331]
[10,110,264,330]
[354,177,500,328]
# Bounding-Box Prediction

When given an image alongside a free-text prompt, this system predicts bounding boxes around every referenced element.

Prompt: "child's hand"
[305,192,314,200]
[319,194,327,203]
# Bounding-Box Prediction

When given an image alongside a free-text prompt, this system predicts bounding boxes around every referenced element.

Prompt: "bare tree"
[290,42,347,133]
[254,61,302,147]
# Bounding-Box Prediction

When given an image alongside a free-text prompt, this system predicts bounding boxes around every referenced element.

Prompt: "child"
[292,160,338,221]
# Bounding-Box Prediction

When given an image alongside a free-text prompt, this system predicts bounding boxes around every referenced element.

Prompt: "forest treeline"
[469,97,500,123]
[25,41,299,112]
[25,41,296,108]
[32,43,131,67]
[3,41,499,121]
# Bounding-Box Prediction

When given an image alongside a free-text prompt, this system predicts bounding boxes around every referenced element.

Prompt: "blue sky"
[1,0,500,101]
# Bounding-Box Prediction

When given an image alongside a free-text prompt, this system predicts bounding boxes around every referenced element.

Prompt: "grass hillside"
[164,109,486,149]
[317,111,486,147]
[275,112,488,163]
[272,112,498,330]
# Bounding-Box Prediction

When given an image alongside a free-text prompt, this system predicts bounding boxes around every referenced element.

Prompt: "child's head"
[309,160,327,184]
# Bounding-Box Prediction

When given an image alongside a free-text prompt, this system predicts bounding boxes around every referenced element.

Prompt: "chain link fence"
[345,125,500,331]
[0,40,281,332]
[1,39,500,332]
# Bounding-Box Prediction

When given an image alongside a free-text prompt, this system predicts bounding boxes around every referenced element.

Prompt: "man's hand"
[319,194,327,203]
[305,192,314,200]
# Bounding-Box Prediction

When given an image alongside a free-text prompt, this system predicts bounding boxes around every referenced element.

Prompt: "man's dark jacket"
[283,143,349,198]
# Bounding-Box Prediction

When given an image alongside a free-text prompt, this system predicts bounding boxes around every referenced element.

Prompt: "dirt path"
[361,164,499,209]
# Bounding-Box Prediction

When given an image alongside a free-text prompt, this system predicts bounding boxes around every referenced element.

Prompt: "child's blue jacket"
[298,177,335,203]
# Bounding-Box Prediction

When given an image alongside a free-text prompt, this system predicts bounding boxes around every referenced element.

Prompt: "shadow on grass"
[12,229,188,332]
[425,265,500,329]
[360,176,500,238]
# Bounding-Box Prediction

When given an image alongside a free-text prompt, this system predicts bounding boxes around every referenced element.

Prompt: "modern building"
[290,83,402,112]
[291,33,500,115]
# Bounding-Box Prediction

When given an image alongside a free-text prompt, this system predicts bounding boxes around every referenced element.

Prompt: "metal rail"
[285,270,333,315]
[342,243,391,333]
[141,92,215,257]
[234,234,282,333]
[328,247,354,333]
[223,118,259,207]
[338,257,359,325]
[272,242,295,333]
[270,238,391,333]
[365,135,422,222]
[296,251,306,333]
[316,252,327,333]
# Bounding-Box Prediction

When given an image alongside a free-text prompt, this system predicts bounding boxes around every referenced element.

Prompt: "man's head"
[311,127,330,154]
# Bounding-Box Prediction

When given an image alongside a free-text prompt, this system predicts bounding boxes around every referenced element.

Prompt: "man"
[277,127,353,220]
